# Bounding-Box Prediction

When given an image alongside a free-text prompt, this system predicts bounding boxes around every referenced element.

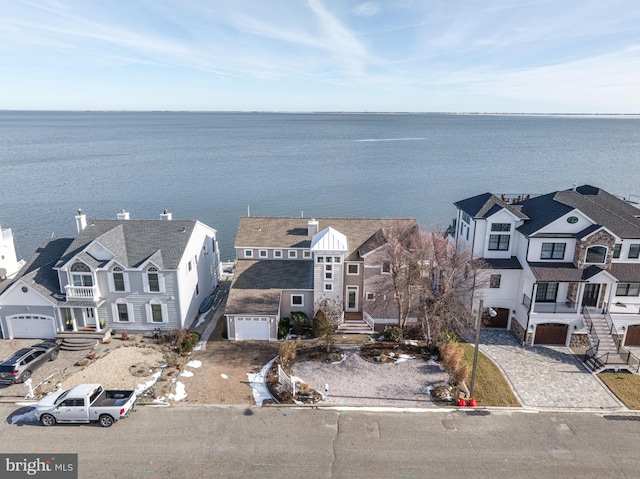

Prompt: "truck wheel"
[40,414,56,427]
[99,415,114,427]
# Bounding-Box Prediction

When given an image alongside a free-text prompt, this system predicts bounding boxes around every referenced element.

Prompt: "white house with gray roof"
[0,209,220,339]
[225,216,417,341]
[452,185,640,371]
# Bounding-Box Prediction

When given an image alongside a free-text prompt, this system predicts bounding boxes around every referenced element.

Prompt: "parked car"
[35,383,137,427]
[0,342,60,384]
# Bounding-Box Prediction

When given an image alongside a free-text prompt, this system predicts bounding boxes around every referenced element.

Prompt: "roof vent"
[117,209,130,220]
[160,209,172,221]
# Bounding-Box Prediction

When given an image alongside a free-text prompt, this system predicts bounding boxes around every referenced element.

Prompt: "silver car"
[0,342,59,384]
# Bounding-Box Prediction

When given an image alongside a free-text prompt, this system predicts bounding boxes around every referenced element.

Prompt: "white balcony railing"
[65,285,100,301]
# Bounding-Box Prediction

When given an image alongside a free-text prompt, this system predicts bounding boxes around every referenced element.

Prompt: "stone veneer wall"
[566,283,579,307]
[569,332,591,349]
[510,318,526,344]
[573,230,615,270]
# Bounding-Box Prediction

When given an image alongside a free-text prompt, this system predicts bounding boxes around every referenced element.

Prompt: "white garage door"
[9,315,56,339]
[235,317,270,340]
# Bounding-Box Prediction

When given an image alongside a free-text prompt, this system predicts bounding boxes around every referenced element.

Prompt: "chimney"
[308,218,319,236]
[160,209,172,221]
[75,209,87,233]
[117,209,130,220]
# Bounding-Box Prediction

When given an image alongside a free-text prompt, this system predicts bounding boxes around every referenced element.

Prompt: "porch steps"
[56,328,112,350]
[585,314,629,372]
[58,338,99,351]
[338,319,374,335]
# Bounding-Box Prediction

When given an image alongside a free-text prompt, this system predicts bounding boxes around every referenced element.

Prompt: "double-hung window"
[535,282,558,302]
[148,267,160,292]
[112,267,126,292]
[616,283,640,297]
[629,244,640,259]
[541,243,566,260]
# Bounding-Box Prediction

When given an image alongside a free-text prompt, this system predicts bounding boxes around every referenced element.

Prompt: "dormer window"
[489,223,511,251]
[70,262,93,287]
[541,243,566,260]
[629,244,640,259]
[585,246,607,264]
[613,244,622,259]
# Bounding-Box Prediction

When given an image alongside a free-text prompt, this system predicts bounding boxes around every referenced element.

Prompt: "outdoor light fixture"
[469,300,497,400]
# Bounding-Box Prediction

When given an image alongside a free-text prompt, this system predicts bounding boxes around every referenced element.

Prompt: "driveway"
[478,330,625,410]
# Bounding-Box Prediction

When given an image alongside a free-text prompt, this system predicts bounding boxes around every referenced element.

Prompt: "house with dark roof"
[225,217,417,340]
[0,209,221,339]
[452,185,640,371]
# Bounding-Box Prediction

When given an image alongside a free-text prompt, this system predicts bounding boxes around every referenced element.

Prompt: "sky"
[1,0,640,113]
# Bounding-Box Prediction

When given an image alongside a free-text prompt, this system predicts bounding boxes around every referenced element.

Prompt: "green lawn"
[459,342,521,407]
[598,373,640,410]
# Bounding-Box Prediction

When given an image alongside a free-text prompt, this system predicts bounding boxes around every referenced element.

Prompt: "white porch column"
[576,283,586,313]
[94,307,102,332]
[70,309,78,332]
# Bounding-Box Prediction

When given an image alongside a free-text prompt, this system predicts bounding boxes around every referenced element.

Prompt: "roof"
[528,262,607,282]
[454,193,529,220]
[310,227,348,252]
[225,260,313,315]
[234,217,417,262]
[516,185,640,238]
[54,219,202,270]
[482,257,523,270]
[609,263,640,283]
[0,238,74,302]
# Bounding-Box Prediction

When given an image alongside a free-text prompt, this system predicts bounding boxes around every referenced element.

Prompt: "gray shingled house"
[0,209,221,339]
[225,216,417,340]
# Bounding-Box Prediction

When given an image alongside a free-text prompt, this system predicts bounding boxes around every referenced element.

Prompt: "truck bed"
[91,389,135,407]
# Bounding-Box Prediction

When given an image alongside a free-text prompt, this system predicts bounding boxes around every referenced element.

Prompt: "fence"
[277,365,298,396]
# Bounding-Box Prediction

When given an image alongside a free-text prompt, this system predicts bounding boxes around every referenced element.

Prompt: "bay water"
[1,111,639,261]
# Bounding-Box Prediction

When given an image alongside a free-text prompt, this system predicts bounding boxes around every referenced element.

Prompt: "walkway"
[478,330,625,410]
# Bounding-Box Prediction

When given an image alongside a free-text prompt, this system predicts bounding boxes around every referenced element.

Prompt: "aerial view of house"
[225,216,417,340]
[451,184,640,370]
[0,209,221,339]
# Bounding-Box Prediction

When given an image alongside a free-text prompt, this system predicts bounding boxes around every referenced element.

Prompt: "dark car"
[0,342,60,384]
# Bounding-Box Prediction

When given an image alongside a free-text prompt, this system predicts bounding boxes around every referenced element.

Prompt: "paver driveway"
[478,330,625,410]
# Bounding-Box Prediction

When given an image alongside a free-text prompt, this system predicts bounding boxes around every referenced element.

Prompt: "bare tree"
[313,298,343,352]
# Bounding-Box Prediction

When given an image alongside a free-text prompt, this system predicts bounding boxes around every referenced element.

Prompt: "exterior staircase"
[337,312,375,334]
[56,328,112,351]
[583,311,634,373]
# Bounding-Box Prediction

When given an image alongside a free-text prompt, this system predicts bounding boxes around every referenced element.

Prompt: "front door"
[84,308,97,327]
[346,286,358,312]
[583,284,600,308]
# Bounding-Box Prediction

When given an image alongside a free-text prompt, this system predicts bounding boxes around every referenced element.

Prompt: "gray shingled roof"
[609,263,640,283]
[225,260,313,315]
[54,219,197,270]
[2,238,74,303]
[528,262,608,282]
[235,217,417,262]
[454,193,529,220]
[483,257,523,270]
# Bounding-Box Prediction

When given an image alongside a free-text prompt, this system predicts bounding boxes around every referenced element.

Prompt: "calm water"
[1,111,639,261]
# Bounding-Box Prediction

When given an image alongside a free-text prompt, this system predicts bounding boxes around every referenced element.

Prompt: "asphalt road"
[1,404,640,478]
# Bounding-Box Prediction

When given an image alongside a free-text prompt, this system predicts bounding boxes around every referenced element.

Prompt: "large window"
[151,304,163,322]
[541,243,566,260]
[70,262,93,287]
[629,244,640,259]
[488,234,510,251]
[113,267,125,292]
[585,246,607,264]
[148,267,160,292]
[491,223,511,232]
[117,303,130,322]
[616,283,640,297]
[536,282,558,302]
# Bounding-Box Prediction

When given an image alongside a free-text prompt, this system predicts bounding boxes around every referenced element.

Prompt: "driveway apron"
[478,330,625,410]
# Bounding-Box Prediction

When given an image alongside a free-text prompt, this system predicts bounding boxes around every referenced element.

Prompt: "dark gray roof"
[483,257,523,270]
[516,185,640,238]
[225,260,313,315]
[235,217,416,262]
[609,263,640,283]
[54,219,199,270]
[2,238,74,302]
[528,262,609,282]
[454,193,529,220]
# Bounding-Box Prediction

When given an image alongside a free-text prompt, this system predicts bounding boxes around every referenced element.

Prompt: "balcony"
[532,301,580,314]
[65,285,101,302]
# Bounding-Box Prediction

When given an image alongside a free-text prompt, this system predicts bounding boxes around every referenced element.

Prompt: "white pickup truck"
[35,383,137,427]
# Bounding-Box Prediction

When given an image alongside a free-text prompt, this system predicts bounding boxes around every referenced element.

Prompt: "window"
[536,282,558,302]
[316,256,324,263]
[291,294,304,307]
[325,264,333,280]
[491,223,511,232]
[488,234,510,251]
[629,244,640,259]
[244,249,253,258]
[490,274,501,288]
[366,292,375,301]
[334,257,341,263]
[113,267,125,292]
[117,303,130,322]
[382,262,391,273]
[616,283,640,297]
[324,283,333,292]
[585,246,606,264]
[325,257,332,263]
[70,262,93,287]
[274,250,282,258]
[541,243,566,260]
[259,250,268,258]
[151,304,163,322]
[288,250,297,259]
[148,267,160,292]
[146,300,167,323]
[462,212,471,224]
[195,283,199,296]
[347,264,359,275]
[303,251,311,259]
[613,244,622,259]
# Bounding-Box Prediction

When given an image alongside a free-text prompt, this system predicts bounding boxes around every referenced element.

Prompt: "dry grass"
[598,372,640,410]
[459,342,521,407]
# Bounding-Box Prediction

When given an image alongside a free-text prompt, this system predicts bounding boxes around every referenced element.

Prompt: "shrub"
[312,316,331,338]
[157,328,200,353]
[279,338,300,371]
[278,318,291,339]
[384,325,403,342]
[291,311,309,336]
[403,323,424,340]
[179,332,200,354]
[438,341,469,387]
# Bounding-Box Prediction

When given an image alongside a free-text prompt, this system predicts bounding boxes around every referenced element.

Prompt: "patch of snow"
[331,354,347,365]
[247,357,277,406]
[404,340,418,346]
[395,354,415,363]
[427,358,439,366]
[186,360,202,368]
[168,381,187,402]
[135,371,162,396]
[194,312,207,328]
[220,374,228,380]
[180,370,194,377]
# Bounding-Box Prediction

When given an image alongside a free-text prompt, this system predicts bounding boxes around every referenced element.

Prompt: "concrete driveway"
[478,330,625,410]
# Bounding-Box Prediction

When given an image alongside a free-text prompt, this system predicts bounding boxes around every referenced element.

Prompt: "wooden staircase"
[337,312,374,334]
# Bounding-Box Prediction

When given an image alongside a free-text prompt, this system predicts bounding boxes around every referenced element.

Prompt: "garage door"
[534,323,569,345]
[624,325,640,346]
[8,315,56,339]
[483,308,509,328]
[235,317,270,340]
